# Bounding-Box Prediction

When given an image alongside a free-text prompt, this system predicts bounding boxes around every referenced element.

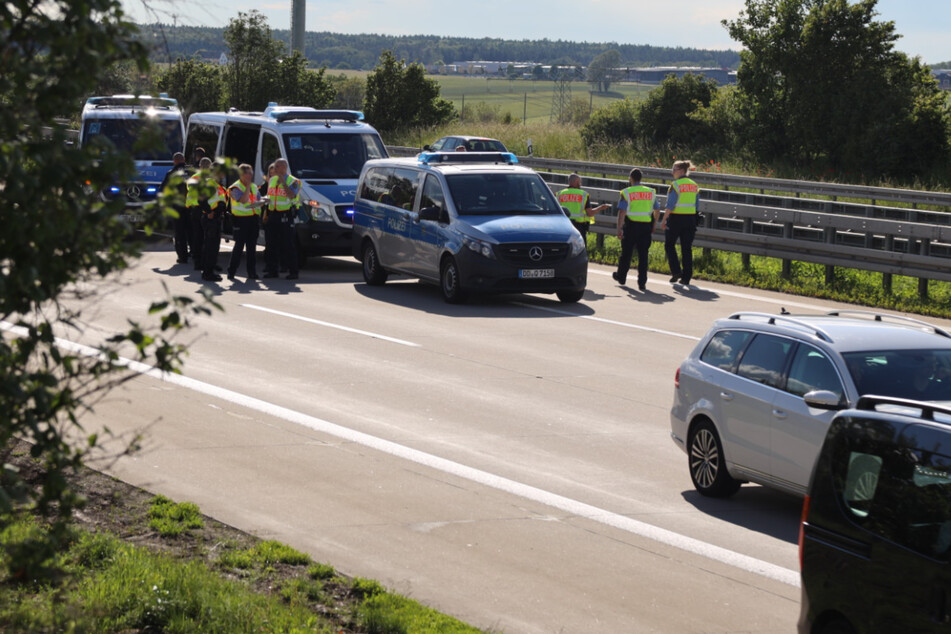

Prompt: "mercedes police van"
[185,105,388,263]
[79,94,185,213]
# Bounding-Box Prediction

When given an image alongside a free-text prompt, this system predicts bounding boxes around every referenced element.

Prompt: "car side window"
[786,345,843,399]
[359,167,390,202]
[260,133,282,176]
[699,330,753,371]
[420,175,446,219]
[736,334,793,389]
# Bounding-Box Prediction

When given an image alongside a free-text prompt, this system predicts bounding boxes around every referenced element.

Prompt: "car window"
[844,350,951,401]
[736,334,793,389]
[359,166,390,202]
[786,345,843,399]
[420,175,446,217]
[834,423,951,560]
[446,173,560,215]
[699,330,752,371]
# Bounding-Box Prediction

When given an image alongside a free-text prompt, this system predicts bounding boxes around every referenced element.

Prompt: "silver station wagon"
[670,311,951,497]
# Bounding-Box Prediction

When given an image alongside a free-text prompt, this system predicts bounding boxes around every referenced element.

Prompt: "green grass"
[148,494,204,537]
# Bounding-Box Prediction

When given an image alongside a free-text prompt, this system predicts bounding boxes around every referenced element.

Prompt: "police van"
[79,94,185,213]
[185,105,388,263]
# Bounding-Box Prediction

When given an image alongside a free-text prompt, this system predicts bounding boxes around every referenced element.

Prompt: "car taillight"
[674,366,680,389]
[799,494,811,570]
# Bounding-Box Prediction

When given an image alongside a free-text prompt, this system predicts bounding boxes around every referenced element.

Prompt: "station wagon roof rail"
[825,310,951,338]
[417,151,519,165]
[854,394,951,420]
[726,311,834,343]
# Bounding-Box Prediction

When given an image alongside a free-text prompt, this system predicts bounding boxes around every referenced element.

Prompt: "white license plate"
[519,268,555,279]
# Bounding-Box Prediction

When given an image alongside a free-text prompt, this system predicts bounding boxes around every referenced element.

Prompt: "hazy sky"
[128,0,949,63]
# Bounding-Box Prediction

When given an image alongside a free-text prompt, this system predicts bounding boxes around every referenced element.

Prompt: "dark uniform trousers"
[664,213,697,284]
[264,211,298,276]
[228,215,260,277]
[188,207,205,270]
[570,219,590,243]
[173,206,190,262]
[199,211,222,278]
[617,219,655,288]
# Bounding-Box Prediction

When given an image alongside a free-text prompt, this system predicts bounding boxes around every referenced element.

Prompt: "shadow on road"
[680,486,803,545]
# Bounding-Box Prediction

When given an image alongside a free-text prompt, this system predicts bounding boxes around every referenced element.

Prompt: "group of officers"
[161,148,303,282]
[557,160,699,291]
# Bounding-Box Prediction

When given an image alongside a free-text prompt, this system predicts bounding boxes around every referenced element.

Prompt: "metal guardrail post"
[883,235,894,293]
[920,239,931,300]
[824,226,837,285]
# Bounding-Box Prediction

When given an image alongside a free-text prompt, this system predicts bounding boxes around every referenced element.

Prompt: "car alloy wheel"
[689,420,740,497]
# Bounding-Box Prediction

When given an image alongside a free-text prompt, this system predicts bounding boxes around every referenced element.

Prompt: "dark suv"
[799,395,951,633]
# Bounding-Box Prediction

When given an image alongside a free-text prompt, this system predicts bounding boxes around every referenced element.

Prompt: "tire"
[556,289,584,303]
[440,257,467,304]
[362,241,388,286]
[688,420,740,497]
[818,619,856,634]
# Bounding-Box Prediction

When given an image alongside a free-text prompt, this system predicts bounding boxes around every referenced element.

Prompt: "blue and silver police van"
[185,105,387,264]
[80,94,185,217]
[352,152,588,303]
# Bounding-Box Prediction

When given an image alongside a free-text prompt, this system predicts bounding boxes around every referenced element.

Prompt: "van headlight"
[304,200,334,222]
[463,236,495,259]
[568,232,586,256]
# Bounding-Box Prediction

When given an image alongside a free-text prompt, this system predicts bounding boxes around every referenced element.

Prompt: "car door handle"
[772,408,788,420]
[720,391,734,402]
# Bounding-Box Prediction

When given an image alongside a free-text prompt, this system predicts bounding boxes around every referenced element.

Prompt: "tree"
[223,11,284,111]
[157,58,224,116]
[632,73,719,147]
[580,99,640,147]
[363,51,455,133]
[724,0,951,179]
[1,0,212,572]
[587,49,622,93]
[272,52,335,109]
[329,74,366,110]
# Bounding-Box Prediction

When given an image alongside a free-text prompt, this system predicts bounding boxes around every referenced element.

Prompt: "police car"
[352,152,588,304]
[80,94,185,213]
[185,105,387,262]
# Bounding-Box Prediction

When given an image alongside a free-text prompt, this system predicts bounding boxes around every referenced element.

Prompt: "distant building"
[934,69,951,90]
[218,52,228,66]
[623,67,736,85]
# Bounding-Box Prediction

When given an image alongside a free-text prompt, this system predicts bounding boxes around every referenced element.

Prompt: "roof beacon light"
[418,151,518,166]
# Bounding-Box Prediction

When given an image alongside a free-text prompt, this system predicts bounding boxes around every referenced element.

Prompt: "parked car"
[670,310,951,497]
[352,151,587,304]
[799,395,951,633]
[423,135,507,153]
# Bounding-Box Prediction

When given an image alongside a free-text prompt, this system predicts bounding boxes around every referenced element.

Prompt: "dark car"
[799,395,951,633]
[423,135,507,153]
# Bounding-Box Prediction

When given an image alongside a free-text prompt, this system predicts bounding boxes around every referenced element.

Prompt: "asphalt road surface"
[55,237,937,633]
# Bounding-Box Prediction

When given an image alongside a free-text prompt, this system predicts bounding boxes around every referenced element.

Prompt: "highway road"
[60,238,931,633]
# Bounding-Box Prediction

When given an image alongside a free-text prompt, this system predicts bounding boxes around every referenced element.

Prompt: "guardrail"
[387,146,951,297]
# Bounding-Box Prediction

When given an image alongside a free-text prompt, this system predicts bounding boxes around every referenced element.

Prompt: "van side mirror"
[804,390,847,410]
[422,145,432,151]
[561,206,572,218]
[418,206,443,222]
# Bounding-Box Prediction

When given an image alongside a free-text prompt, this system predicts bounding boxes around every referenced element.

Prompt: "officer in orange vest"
[264,158,301,280]
[613,168,659,291]
[191,157,228,282]
[658,160,700,286]
[557,173,610,243]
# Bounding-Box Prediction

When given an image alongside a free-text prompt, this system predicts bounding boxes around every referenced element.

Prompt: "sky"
[126,0,949,64]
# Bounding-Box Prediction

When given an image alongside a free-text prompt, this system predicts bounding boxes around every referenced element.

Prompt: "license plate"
[519,268,554,279]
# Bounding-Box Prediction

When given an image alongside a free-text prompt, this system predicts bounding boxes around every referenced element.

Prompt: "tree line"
[138,24,742,71]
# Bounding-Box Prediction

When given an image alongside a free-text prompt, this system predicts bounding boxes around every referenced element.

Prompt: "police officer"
[613,168,659,291]
[188,157,227,282]
[264,158,301,280]
[658,160,699,286]
[227,163,261,281]
[557,173,610,242]
[160,152,191,264]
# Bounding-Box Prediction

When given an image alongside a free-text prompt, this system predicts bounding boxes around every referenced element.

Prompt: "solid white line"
[5,320,798,588]
[241,303,420,347]
[513,302,702,341]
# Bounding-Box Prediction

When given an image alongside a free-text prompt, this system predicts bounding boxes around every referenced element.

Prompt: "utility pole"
[550,76,571,123]
[291,0,305,56]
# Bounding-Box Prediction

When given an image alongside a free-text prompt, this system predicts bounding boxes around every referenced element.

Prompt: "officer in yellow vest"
[191,157,228,282]
[658,160,700,286]
[557,173,610,243]
[226,163,261,281]
[612,168,659,291]
[264,158,301,280]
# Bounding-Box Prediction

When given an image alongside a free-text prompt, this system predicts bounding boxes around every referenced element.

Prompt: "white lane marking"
[512,302,701,341]
[241,304,420,347]
[589,269,831,312]
[5,320,797,588]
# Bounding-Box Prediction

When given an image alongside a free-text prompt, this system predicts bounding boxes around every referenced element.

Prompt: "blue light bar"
[417,151,518,165]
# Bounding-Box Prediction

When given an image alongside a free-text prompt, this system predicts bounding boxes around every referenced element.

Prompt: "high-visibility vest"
[185,175,200,208]
[671,178,699,214]
[207,182,227,211]
[230,180,259,217]
[268,174,300,211]
[619,185,655,222]
[557,187,590,223]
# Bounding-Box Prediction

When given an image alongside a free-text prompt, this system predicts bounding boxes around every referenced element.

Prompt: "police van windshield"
[283,133,386,180]
[446,173,562,215]
[82,118,183,161]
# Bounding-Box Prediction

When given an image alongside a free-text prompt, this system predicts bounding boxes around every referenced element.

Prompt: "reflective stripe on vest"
[557,188,590,223]
[671,178,699,214]
[268,174,299,211]
[230,181,259,217]
[207,183,227,210]
[620,185,655,222]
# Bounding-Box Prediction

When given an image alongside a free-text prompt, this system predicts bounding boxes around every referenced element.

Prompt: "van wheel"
[688,420,740,497]
[440,257,467,304]
[362,241,388,285]
[556,289,584,303]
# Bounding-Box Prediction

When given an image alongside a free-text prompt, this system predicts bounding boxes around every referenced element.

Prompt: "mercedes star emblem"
[529,246,543,261]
